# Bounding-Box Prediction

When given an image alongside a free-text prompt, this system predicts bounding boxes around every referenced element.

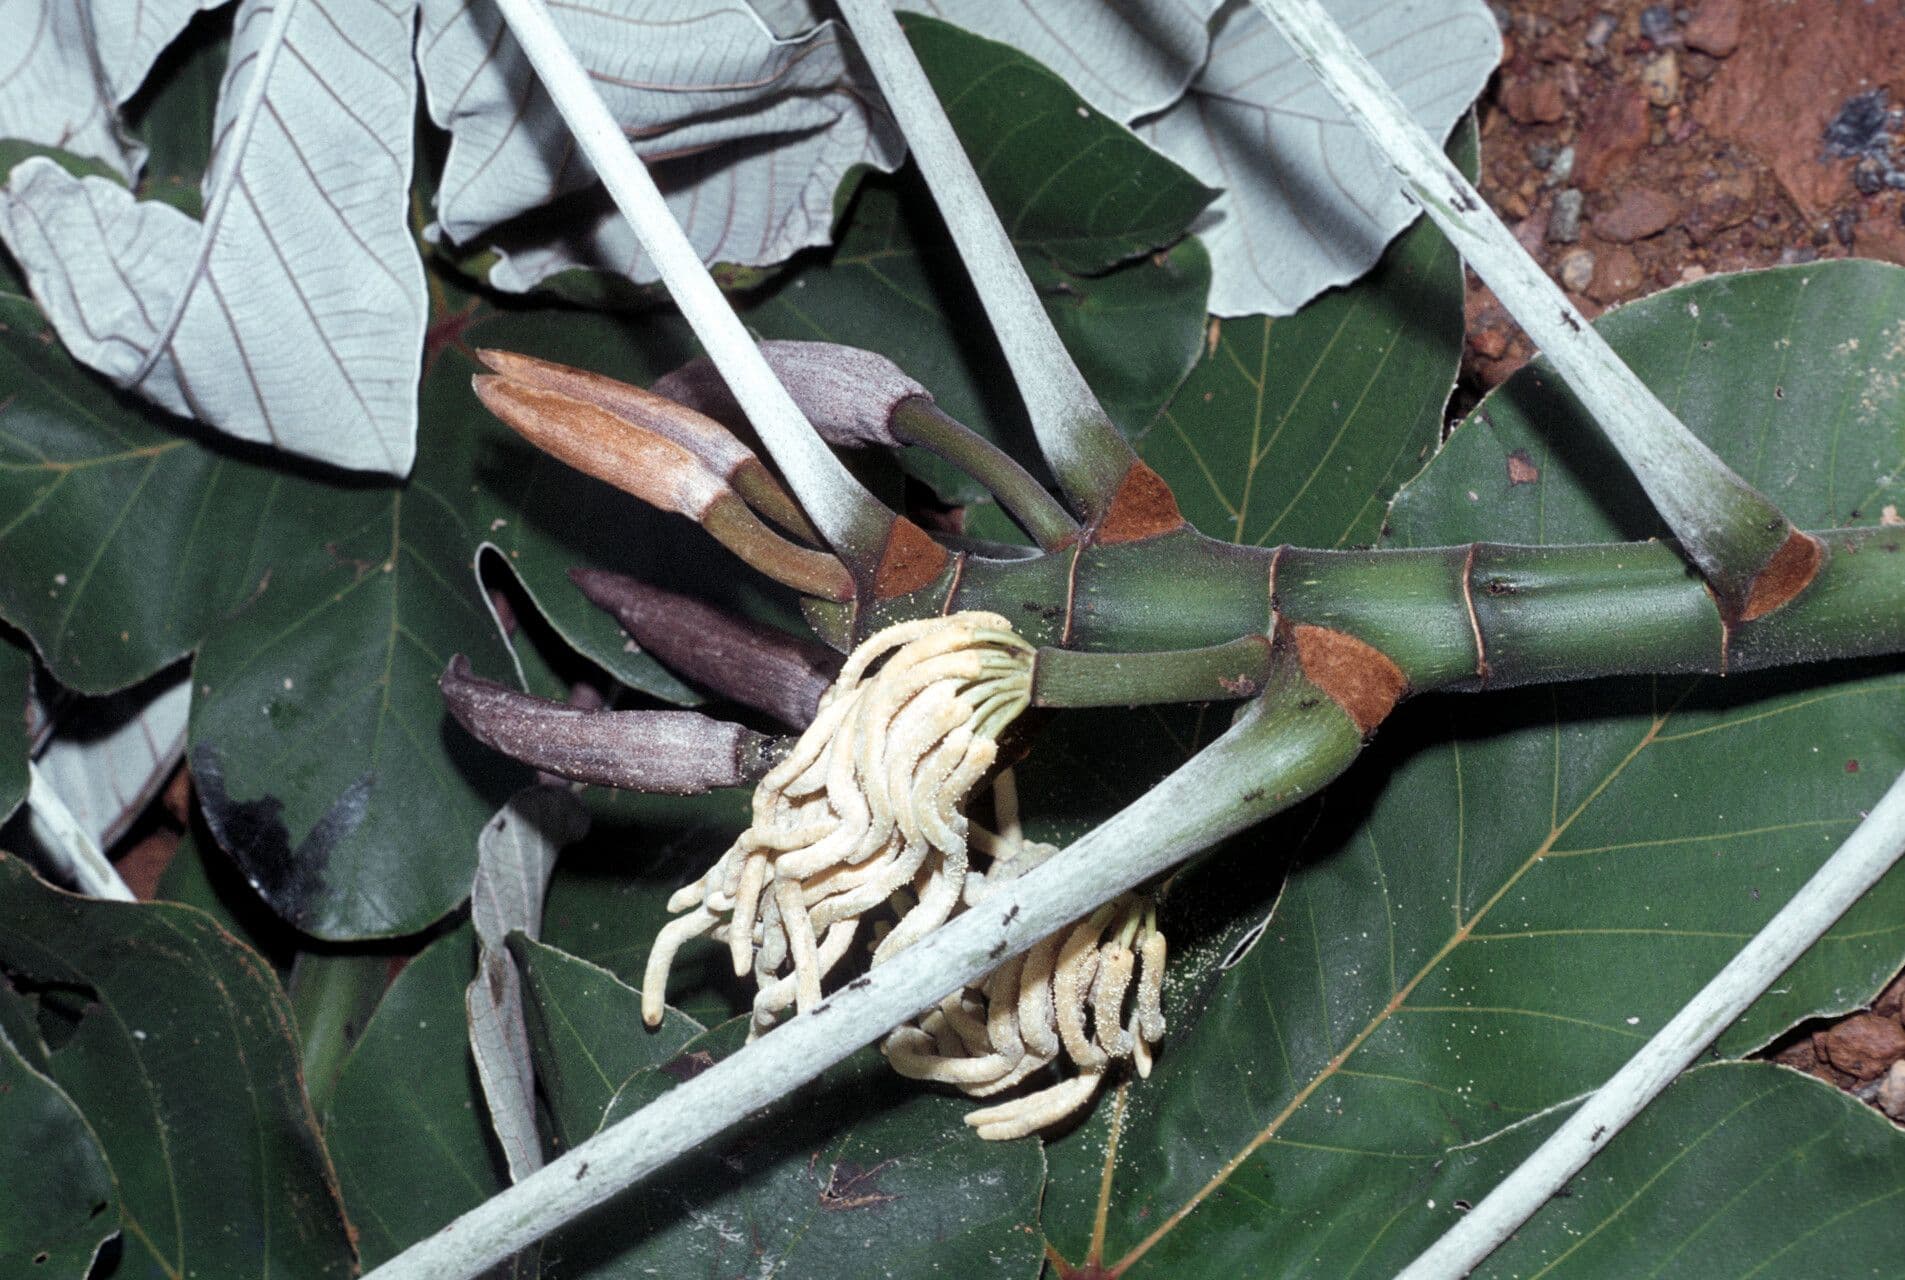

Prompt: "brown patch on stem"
[1093,461,1184,545]
[1288,623,1408,735]
[1738,528,1826,622]
[872,518,951,599]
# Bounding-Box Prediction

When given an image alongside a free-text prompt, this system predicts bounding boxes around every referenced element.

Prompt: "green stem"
[290,950,391,1118]
[889,398,1078,550]
[1249,0,1819,620]
[1033,635,1273,707]
[916,527,1903,697]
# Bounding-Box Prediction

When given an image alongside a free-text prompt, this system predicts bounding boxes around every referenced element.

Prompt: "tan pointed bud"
[476,349,818,543]
[472,372,727,522]
[652,340,929,449]
[472,362,853,601]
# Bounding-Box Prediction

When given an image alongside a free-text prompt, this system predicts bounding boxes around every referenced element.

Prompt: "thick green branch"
[926,527,1904,703]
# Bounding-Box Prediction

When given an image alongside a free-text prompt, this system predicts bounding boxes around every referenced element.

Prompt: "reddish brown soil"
[1466,0,1905,390]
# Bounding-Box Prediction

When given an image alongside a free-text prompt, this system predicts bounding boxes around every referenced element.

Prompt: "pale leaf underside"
[0,0,426,474]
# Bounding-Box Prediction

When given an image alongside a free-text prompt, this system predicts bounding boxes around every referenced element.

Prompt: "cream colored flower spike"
[641,612,1035,1036]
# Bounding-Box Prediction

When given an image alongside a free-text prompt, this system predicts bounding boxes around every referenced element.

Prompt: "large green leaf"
[535,1016,1048,1279]
[1140,119,1475,551]
[1438,1063,1905,1276]
[185,284,786,940]
[1039,261,1905,1274]
[0,853,354,1280]
[325,927,504,1269]
[900,14,1215,274]
[0,290,305,695]
[511,934,700,1147]
[0,1018,117,1278]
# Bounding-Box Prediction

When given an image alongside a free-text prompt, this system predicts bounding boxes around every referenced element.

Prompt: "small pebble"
[1548,188,1585,243]
[1640,52,1680,106]
[1639,4,1677,44]
[1855,160,1886,196]
[1559,249,1595,291]
[1881,1061,1905,1122]
[1529,142,1557,170]
[1545,144,1576,188]
[1584,11,1617,48]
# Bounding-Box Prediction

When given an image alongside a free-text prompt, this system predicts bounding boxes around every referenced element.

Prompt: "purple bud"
[568,569,840,728]
[440,656,779,794]
[652,340,930,449]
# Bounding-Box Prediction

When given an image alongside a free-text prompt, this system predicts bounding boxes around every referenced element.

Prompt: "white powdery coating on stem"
[641,612,1034,1036]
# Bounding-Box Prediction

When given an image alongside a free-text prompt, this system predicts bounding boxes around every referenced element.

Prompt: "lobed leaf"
[418,0,902,294]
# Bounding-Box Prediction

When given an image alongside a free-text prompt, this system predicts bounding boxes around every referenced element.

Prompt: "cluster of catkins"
[641,612,1168,1137]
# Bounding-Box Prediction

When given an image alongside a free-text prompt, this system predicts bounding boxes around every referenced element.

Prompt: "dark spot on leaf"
[1848,759,1861,773]
[190,744,371,928]
[661,1049,715,1082]
[816,1159,900,1212]
[1506,450,1540,485]
[1484,578,1518,596]
[1454,1199,1472,1212]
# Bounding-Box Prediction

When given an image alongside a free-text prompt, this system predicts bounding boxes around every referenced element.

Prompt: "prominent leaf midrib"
[1103,700,1683,1272]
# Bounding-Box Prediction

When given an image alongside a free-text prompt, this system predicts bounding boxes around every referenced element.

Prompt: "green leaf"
[325,927,504,1269]
[1039,260,1905,1274]
[510,935,701,1148]
[124,7,229,216]
[0,291,302,695]
[185,388,527,938]
[1447,1064,1905,1276]
[0,853,354,1280]
[1140,118,1476,550]
[0,1021,117,1278]
[543,1019,1048,1279]
[901,14,1216,274]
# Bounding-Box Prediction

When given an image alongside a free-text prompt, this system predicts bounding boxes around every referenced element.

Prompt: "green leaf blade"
[0,854,353,1280]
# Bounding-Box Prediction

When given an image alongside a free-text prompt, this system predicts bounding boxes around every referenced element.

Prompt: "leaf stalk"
[831,0,1143,525]
[1249,0,1823,619]
[485,0,892,558]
